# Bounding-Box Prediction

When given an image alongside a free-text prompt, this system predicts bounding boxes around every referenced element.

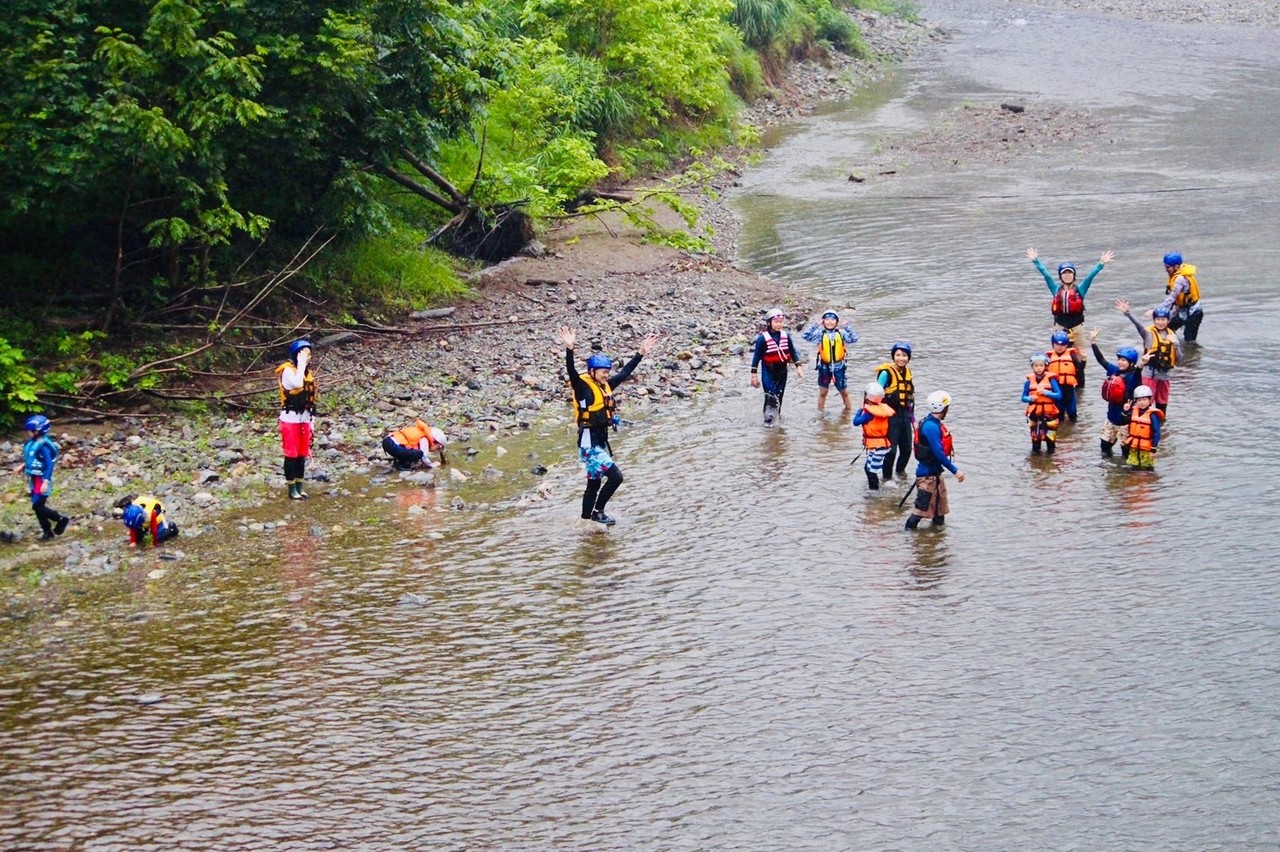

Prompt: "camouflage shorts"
[1100,422,1129,444]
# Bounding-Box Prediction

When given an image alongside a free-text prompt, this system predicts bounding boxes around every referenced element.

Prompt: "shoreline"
[0,11,945,582]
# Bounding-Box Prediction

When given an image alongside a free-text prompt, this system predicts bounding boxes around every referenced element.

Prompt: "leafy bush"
[0,338,40,426]
[310,228,471,311]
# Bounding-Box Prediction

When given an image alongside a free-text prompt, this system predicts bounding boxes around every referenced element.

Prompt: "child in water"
[750,307,804,426]
[801,309,858,411]
[1123,385,1163,470]
[1022,353,1063,455]
[852,381,895,490]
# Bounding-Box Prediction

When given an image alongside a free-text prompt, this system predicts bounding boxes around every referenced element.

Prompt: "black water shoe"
[591,511,617,526]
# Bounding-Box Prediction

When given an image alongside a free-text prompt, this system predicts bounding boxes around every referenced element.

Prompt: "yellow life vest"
[275,362,318,413]
[876,363,914,410]
[817,330,846,365]
[132,495,166,527]
[576,375,615,428]
[1145,325,1178,370]
[1166,263,1200,308]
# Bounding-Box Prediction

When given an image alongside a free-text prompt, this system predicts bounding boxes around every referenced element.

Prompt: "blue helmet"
[122,504,145,530]
[1057,262,1077,277]
[289,339,312,360]
[24,414,50,435]
[1152,306,1172,319]
[890,341,912,359]
[586,353,612,371]
[1051,330,1070,346]
[1163,252,1182,267]
[1116,347,1139,363]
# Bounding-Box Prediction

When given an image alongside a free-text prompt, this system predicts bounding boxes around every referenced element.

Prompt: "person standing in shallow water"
[905,390,965,530]
[750,307,804,426]
[558,326,658,526]
[1157,251,1204,343]
[276,338,317,500]
[875,342,914,482]
[1026,247,1114,350]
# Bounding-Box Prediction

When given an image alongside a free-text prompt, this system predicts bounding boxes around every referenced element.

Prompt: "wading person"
[22,414,70,541]
[875,342,915,481]
[559,326,658,526]
[1158,251,1204,343]
[383,419,448,470]
[1023,353,1063,455]
[853,381,895,490]
[1123,385,1163,470]
[1089,329,1147,458]
[905,390,965,530]
[276,338,317,499]
[121,495,179,548]
[801,309,858,411]
[1045,330,1087,422]
[1118,298,1181,415]
[1026,247,1114,348]
[750,308,804,426]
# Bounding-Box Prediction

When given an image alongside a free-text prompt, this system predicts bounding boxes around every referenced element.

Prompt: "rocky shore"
[0,11,946,581]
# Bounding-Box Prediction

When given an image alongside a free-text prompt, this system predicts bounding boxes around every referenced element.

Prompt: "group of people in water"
[13,248,1202,543]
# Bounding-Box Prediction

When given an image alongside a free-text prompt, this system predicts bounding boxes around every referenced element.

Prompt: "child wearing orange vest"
[1022,353,1063,455]
[383,419,448,470]
[1046,330,1087,422]
[852,381,895,490]
[1123,385,1163,470]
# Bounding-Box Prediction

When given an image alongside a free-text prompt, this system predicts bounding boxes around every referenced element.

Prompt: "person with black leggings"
[558,326,658,526]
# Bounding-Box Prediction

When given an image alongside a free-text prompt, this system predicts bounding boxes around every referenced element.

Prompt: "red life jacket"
[1051,286,1085,324]
[1100,373,1130,404]
[913,415,954,464]
[761,331,793,365]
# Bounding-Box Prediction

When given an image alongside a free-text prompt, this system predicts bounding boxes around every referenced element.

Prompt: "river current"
[4,1,1279,847]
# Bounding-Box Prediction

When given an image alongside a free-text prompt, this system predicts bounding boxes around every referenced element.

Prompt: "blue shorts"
[817,363,847,391]
[579,444,616,479]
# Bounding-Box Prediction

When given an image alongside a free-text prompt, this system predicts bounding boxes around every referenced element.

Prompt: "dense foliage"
[0,0,907,423]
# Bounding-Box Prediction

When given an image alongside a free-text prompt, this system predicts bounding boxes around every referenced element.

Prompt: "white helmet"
[1029,353,1049,366]
[429,426,447,446]
[765,307,786,321]
[1132,385,1153,399]
[864,381,885,398]
[926,390,952,413]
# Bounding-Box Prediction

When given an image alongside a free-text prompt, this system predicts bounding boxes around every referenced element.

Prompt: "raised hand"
[1100,249,1115,264]
[1114,298,1131,314]
[557,326,576,349]
[1025,247,1038,260]
[638,333,659,356]
[1089,328,1100,343]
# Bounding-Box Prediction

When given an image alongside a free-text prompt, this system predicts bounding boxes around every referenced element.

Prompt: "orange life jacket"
[1046,347,1080,387]
[861,401,895,449]
[391,419,439,451]
[1126,405,1162,451]
[1025,371,1059,418]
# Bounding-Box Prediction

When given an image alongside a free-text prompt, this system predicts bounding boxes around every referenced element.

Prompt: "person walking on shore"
[276,338,317,500]
[1026,247,1114,348]
[22,414,70,541]
[559,326,658,526]
[750,308,804,426]
[905,391,965,530]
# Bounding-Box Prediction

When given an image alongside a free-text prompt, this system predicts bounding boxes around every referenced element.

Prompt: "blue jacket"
[1033,258,1105,299]
[914,414,957,477]
[800,323,858,367]
[1091,344,1144,426]
[23,435,59,482]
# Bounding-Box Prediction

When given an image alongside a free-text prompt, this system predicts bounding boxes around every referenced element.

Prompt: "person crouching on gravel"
[558,326,658,526]
[383,419,448,471]
[801,309,858,411]
[750,307,804,426]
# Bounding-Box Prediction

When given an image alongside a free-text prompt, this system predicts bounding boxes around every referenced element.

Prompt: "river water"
[4,2,1280,848]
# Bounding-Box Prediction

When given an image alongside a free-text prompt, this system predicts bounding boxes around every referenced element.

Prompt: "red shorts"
[1142,376,1170,406]
[279,421,313,458]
